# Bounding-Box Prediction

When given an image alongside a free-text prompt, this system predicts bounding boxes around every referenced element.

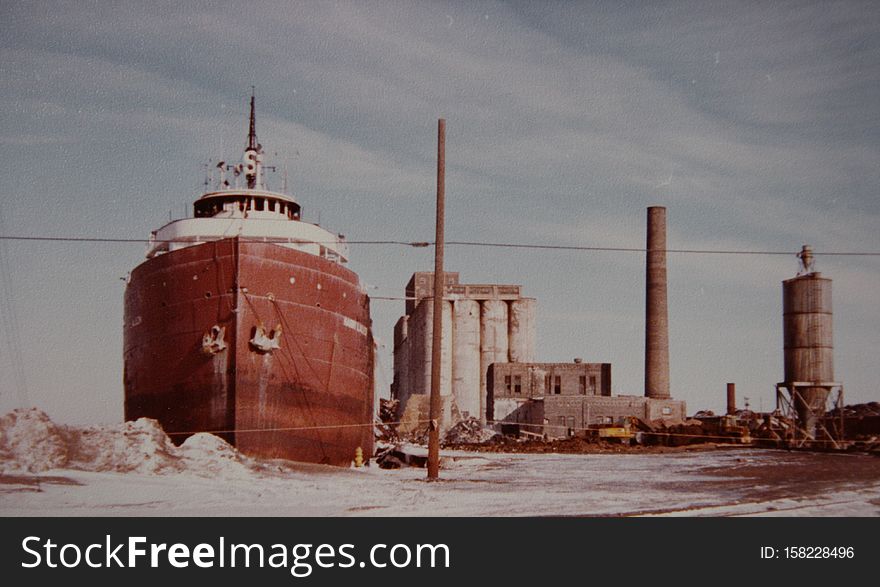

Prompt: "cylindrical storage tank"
[452,299,481,420]
[480,299,509,423]
[782,273,833,433]
[508,298,537,363]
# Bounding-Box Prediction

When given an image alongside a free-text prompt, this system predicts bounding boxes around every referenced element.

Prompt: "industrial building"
[489,360,685,438]
[391,272,536,430]
[488,360,610,431]
[391,207,688,439]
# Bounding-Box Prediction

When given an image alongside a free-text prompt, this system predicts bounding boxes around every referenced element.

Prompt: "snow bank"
[0,408,251,477]
[0,408,68,472]
[179,433,252,476]
[65,419,183,474]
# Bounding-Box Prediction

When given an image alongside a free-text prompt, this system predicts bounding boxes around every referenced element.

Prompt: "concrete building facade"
[488,361,686,438]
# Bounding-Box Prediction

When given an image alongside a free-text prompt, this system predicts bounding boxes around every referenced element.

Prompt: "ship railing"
[148,234,348,262]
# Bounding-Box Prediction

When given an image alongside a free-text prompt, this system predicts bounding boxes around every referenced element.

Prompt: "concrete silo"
[509,298,537,363]
[411,298,453,397]
[452,299,481,420]
[480,299,509,423]
[392,271,534,427]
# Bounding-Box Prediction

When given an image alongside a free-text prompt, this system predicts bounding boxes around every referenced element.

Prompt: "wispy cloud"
[0,1,877,421]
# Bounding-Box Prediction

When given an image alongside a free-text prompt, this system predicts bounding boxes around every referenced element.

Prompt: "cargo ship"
[123,96,374,466]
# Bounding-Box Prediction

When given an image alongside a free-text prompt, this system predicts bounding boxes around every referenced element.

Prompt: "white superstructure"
[147,189,349,263]
[145,94,348,264]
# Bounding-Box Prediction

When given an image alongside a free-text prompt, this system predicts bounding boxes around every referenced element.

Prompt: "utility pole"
[427,119,446,480]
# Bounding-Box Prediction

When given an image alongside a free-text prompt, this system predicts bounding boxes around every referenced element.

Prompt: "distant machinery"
[776,245,844,444]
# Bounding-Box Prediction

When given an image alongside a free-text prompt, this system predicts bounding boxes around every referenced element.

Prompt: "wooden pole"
[427,119,446,480]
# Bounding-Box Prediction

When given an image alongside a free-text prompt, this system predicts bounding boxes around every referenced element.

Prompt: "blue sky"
[1,0,878,424]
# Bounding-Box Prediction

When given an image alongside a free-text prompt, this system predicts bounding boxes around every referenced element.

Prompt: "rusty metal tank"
[782,248,833,433]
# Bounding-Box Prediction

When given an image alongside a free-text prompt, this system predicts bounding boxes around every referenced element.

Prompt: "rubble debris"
[827,402,880,418]
[375,443,428,469]
[442,417,498,446]
[375,398,400,442]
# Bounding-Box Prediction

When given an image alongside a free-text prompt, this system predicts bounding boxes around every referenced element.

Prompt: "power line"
[0,234,878,256]
[445,240,880,256]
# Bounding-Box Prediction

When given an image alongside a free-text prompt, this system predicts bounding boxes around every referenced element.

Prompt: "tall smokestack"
[726,383,736,415]
[645,206,670,399]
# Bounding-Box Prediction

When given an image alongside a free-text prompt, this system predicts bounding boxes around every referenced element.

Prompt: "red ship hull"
[123,237,374,466]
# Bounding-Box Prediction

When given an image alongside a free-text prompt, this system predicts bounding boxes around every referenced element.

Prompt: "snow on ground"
[1,409,879,516]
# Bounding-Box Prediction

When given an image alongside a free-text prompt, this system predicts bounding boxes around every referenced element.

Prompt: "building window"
[513,375,522,395]
[589,376,596,391]
[554,376,561,395]
[579,375,587,395]
[504,375,512,394]
[545,374,551,395]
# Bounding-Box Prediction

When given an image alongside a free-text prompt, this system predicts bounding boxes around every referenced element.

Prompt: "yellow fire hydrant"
[354,446,364,467]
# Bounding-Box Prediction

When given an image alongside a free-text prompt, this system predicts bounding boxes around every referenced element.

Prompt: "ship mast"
[247,91,257,152]
[244,88,261,189]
